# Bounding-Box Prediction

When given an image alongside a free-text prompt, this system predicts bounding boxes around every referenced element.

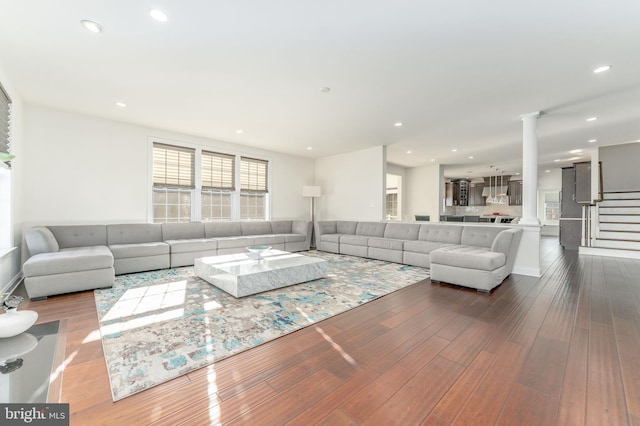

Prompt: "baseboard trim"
[1,270,23,296]
[512,266,542,277]
[579,246,640,260]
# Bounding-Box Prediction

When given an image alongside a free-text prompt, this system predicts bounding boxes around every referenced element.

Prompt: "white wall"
[537,168,561,191]
[21,105,314,227]
[406,163,443,222]
[600,142,640,192]
[315,146,385,221]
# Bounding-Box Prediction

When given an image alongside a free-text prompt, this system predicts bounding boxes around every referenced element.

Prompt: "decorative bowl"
[246,245,272,258]
[0,309,38,338]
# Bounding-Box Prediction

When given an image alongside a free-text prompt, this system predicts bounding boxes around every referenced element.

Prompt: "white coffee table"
[194,250,329,297]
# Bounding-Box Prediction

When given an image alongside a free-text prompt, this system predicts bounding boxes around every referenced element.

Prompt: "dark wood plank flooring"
[18,237,640,425]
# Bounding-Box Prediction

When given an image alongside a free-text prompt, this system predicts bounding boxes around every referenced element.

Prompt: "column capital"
[520,111,542,120]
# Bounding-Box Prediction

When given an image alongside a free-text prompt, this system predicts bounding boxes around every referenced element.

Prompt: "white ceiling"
[1,0,639,178]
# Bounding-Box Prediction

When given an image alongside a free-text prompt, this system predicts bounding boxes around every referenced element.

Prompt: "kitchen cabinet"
[457,180,469,206]
[445,180,469,206]
[468,183,485,206]
[508,180,523,205]
[445,182,453,206]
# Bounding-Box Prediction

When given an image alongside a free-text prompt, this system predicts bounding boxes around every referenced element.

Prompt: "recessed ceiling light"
[554,159,561,162]
[451,148,458,152]
[115,102,126,108]
[588,139,597,143]
[306,147,313,150]
[569,149,582,154]
[150,9,168,22]
[236,129,243,134]
[468,156,474,159]
[545,170,551,173]
[80,20,104,33]
[593,65,612,74]
[406,150,412,154]
[394,122,403,127]
[430,159,435,162]
[586,116,598,122]
[515,172,521,175]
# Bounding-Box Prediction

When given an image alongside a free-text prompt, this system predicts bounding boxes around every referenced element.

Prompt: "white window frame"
[148,137,271,222]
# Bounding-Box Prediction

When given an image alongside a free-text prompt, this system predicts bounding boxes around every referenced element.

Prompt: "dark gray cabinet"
[445,182,453,206]
[560,167,583,250]
[508,180,523,205]
[574,161,592,204]
[469,183,485,206]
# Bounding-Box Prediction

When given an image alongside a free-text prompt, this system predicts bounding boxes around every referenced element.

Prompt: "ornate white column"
[519,112,541,225]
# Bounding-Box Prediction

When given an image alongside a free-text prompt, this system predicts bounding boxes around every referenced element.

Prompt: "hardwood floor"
[18,237,640,425]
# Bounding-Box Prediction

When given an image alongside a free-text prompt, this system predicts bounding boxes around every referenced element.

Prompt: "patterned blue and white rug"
[94,251,429,401]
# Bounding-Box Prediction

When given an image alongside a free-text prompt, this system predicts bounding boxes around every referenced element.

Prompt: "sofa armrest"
[292,221,313,249]
[24,227,60,257]
[314,221,337,239]
[491,228,523,274]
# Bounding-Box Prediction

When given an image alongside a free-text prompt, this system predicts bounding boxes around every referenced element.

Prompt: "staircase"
[580,191,640,259]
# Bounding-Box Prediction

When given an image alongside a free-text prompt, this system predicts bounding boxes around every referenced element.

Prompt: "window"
[151,141,269,222]
[386,192,398,220]
[543,191,560,223]
[0,82,12,250]
[201,151,234,221]
[240,157,268,220]
[152,143,195,223]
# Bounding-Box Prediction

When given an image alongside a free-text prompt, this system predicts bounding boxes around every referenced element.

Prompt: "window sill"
[0,247,17,260]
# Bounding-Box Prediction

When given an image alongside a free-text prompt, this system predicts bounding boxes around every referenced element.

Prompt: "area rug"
[94,251,430,401]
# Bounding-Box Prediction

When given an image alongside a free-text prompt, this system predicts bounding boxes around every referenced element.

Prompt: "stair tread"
[584,246,640,253]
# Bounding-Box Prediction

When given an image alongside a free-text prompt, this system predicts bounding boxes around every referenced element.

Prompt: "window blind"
[0,83,12,167]
[202,150,235,190]
[153,143,195,189]
[240,157,268,193]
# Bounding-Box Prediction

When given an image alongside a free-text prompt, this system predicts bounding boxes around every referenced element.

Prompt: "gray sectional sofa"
[314,221,523,292]
[23,220,312,299]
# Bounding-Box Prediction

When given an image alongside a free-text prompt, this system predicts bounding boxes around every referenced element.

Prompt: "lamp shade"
[302,186,322,197]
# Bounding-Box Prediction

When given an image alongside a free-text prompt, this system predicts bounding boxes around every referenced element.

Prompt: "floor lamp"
[303,186,322,248]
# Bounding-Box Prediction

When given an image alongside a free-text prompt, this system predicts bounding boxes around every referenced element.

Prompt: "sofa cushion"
[430,245,506,271]
[23,246,113,277]
[216,236,255,249]
[270,221,293,234]
[340,235,369,246]
[162,223,205,240]
[368,237,404,251]
[47,225,108,249]
[25,227,60,256]
[109,242,170,258]
[404,240,455,254]
[253,235,286,245]
[283,234,306,243]
[164,239,217,254]
[321,234,341,243]
[460,226,504,248]
[384,223,420,240]
[204,222,242,238]
[241,221,272,236]
[418,224,463,244]
[355,222,386,237]
[337,221,358,235]
[107,224,163,245]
